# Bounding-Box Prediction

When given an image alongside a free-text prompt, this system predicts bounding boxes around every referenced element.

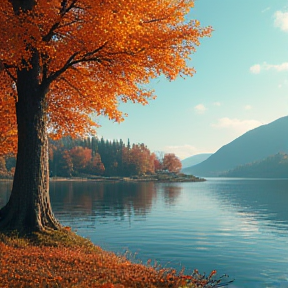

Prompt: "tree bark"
[0,51,61,233]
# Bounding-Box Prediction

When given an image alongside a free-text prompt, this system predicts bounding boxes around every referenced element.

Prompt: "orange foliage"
[123,143,156,175]
[0,240,221,288]
[69,146,92,171]
[0,95,17,156]
[163,153,182,173]
[89,153,105,175]
[0,157,8,177]
[0,0,211,154]
[154,157,163,171]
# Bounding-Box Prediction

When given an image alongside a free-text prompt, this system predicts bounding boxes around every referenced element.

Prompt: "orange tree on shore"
[0,0,211,233]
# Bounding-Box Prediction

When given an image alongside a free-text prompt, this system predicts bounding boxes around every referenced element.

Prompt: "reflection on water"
[161,185,182,206]
[1,178,288,288]
[49,181,180,216]
[49,181,183,217]
[206,178,288,226]
[48,182,183,228]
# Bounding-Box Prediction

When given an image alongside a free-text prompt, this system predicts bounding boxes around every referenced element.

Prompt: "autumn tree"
[0,157,8,178]
[0,96,17,157]
[154,151,165,171]
[163,153,182,173]
[154,156,163,172]
[87,153,105,176]
[0,0,211,233]
[57,150,74,177]
[69,146,92,174]
[127,144,155,175]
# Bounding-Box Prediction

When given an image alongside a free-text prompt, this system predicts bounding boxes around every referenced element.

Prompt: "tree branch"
[42,0,78,42]
[47,51,81,83]
[60,0,78,16]
[47,42,108,83]
[59,76,85,98]
[2,63,17,83]
[58,19,83,29]
[142,16,169,24]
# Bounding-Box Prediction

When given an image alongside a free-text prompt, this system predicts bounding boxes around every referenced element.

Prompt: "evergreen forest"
[0,137,182,178]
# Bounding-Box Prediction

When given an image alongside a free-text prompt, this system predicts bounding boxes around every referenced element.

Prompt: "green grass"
[0,228,98,252]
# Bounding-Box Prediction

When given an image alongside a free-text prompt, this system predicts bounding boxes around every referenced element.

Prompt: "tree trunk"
[0,52,61,233]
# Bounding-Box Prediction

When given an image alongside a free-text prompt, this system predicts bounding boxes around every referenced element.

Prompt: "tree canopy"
[2,137,183,178]
[0,0,211,233]
[0,0,211,149]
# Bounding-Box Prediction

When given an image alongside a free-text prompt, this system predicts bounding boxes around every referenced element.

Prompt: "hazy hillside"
[183,116,288,177]
[220,153,288,178]
[181,153,212,169]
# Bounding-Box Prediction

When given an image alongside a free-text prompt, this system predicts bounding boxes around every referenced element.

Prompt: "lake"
[1,178,288,288]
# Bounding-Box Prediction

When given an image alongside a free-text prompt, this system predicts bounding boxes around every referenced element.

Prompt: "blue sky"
[96,0,288,160]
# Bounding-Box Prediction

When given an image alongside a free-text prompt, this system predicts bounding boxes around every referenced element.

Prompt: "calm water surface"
[1,178,288,288]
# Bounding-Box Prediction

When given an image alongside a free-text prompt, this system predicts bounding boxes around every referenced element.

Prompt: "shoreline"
[48,173,206,183]
[1,173,206,183]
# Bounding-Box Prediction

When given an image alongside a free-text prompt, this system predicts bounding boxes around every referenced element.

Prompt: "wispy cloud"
[244,105,252,110]
[213,102,221,107]
[194,104,207,114]
[274,10,288,32]
[250,62,288,74]
[262,7,270,13]
[267,62,288,71]
[162,144,211,160]
[250,64,261,74]
[211,118,263,135]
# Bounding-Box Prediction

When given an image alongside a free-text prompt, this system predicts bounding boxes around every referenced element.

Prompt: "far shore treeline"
[0,137,182,179]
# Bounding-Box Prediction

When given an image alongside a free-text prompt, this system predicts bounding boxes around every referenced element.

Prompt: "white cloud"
[244,105,252,110]
[262,7,270,13]
[162,144,211,160]
[213,102,221,106]
[250,64,261,74]
[265,62,288,71]
[211,118,263,135]
[250,62,288,74]
[274,11,288,32]
[194,104,207,114]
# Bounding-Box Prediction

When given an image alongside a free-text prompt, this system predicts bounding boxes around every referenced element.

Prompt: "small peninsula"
[50,171,206,183]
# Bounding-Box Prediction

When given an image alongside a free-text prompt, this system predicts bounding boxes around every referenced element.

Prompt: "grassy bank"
[0,229,228,288]
[48,172,206,183]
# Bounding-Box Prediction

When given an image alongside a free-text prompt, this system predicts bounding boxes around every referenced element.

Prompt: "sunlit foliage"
[48,137,157,177]
[162,153,182,173]
[2,137,186,177]
[0,231,232,288]
[0,96,17,156]
[0,0,211,152]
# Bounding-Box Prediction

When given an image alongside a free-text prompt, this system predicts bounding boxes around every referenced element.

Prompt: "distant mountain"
[183,116,288,177]
[181,153,212,169]
[220,153,288,178]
